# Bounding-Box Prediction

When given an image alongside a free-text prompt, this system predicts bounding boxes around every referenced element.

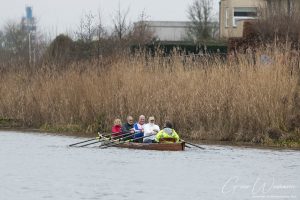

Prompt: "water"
[0,131,299,200]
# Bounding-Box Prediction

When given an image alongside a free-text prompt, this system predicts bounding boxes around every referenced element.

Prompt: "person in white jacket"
[143,116,160,143]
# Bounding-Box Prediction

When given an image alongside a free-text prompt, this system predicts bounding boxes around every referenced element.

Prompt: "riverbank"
[1,49,299,149]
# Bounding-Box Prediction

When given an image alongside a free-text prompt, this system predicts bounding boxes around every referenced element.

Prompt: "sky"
[0,0,219,38]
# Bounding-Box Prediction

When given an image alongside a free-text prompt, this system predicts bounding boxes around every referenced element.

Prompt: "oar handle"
[98,133,135,148]
[99,132,132,141]
[100,133,156,149]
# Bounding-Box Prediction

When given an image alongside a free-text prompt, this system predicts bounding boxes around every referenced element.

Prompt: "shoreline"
[1,127,299,151]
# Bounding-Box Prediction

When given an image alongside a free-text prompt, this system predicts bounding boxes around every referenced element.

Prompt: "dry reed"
[0,49,299,142]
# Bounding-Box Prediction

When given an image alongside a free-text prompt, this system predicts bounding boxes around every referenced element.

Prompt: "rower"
[133,115,145,143]
[111,118,122,137]
[121,116,135,140]
[155,120,180,143]
[143,116,160,143]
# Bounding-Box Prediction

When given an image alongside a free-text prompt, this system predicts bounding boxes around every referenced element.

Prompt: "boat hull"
[116,142,185,151]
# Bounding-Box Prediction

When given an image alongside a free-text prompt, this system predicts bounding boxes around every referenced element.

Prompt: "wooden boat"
[116,142,185,151]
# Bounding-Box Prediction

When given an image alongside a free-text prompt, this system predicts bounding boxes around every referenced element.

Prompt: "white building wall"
[146,21,190,41]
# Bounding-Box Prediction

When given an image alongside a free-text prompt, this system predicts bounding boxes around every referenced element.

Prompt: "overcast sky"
[0,0,219,38]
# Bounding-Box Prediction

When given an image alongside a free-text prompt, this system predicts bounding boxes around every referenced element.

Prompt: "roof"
[141,21,192,28]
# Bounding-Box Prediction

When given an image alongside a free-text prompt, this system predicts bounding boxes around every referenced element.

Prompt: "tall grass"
[0,49,299,142]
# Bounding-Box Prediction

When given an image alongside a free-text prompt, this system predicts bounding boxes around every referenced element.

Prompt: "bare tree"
[0,30,6,66]
[0,30,3,43]
[187,0,214,43]
[255,1,300,47]
[0,20,46,67]
[74,11,98,61]
[76,11,96,42]
[95,10,107,61]
[131,10,154,46]
[0,30,4,50]
[112,2,131,41]
[96,11,106,41]
[0,21,29,64]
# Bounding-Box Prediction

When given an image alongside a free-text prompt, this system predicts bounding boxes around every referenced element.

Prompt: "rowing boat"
[116,142,185,151]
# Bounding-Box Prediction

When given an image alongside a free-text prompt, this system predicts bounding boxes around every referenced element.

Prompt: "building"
[219,0,265,38]
[142,21,191,42]
[219,0,300,38]
[134,21,219,42]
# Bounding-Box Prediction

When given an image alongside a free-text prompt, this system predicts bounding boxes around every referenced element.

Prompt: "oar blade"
[185,141,205,150]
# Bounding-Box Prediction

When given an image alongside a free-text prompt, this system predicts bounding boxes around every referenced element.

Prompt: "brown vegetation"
[0,48,299,144]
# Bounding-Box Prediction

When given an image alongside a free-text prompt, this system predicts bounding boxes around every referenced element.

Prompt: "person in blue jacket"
[133,115,145,143]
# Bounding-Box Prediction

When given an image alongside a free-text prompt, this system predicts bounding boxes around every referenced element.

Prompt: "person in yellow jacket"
[155,120,180,143]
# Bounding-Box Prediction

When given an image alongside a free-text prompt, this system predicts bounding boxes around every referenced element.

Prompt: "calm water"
[0,131,299,200]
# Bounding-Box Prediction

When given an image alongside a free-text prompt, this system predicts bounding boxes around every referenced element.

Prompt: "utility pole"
[28,31,31,65]
[21,6,36,66]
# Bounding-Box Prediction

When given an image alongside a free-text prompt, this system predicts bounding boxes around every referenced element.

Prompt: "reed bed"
[0,50,299,143]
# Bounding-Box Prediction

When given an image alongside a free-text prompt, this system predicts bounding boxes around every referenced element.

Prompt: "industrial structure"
[21,6,36,32]
[21,6,36,64]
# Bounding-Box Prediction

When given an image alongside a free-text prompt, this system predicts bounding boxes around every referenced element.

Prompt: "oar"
[181,140,205,150]
[78,132,134,147]
[69,137,99,147]
[100,133,156,149]
[69,132,112,147]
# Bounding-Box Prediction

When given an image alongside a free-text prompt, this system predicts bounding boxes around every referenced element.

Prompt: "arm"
[143,124,151,136]
[133,123,142,133]
[173,130,180,143]
[154,125,160,133]
[112,126,118,133]
[155,130,163,142]
[121,125,130,134]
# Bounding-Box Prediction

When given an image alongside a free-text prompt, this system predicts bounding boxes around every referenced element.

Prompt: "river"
[0,131,299,200]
